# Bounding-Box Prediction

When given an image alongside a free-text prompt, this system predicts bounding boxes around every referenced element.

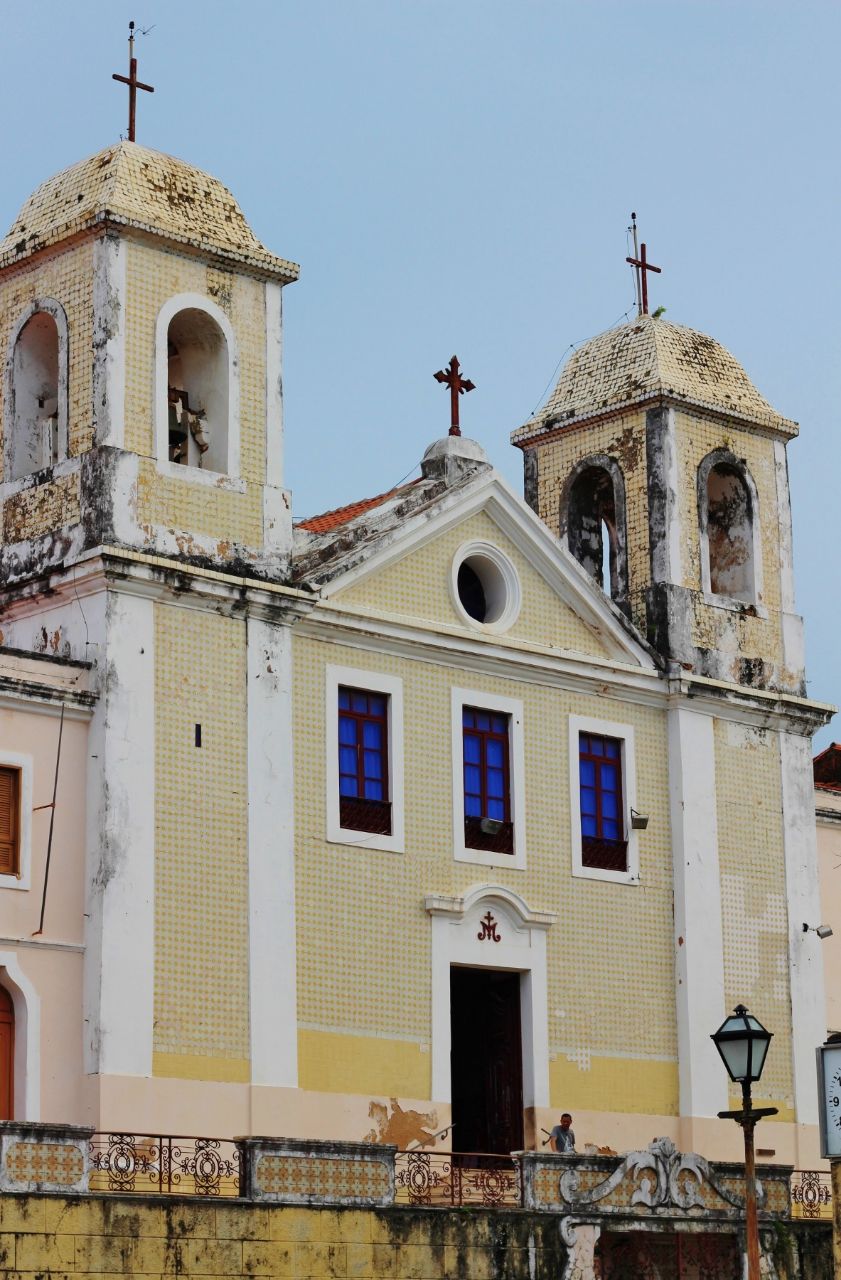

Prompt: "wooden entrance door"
[450,967,523,1155]
[0,987,14,1120]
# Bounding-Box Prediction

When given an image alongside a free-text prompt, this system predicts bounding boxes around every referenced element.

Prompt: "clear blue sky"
[2,2,839,742]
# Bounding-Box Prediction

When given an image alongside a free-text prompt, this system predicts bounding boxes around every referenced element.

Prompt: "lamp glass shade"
[711,1005,773,1084]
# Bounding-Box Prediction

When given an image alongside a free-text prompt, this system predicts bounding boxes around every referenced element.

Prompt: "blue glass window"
[579,733,624,845]
[338,687,389,803]
[462,707,511,825]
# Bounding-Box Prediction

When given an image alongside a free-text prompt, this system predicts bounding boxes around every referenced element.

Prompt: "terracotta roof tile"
[814,742,841,791]
[296,480,419,534]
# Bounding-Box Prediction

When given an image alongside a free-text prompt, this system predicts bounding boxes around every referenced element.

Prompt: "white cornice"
[0,548,317,626]
[298,606,832,733]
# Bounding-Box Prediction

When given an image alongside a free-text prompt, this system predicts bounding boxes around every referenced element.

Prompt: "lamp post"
[711,1005,777,1280]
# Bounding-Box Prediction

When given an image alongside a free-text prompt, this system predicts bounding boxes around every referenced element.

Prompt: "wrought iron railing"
[394,1150,522,1208]
[789,1169,832,1220]
[89,1133,241,1198]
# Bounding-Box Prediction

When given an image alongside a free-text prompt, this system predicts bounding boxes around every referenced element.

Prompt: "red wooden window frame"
[462,707,514,855]
[579,732,627,872]
[0,767,21,878]
[338,687,392,836]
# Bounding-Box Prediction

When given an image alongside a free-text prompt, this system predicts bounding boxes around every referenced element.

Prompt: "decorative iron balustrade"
[394,1150,522,1208]
[89,1133,241,1198]
[789,1169,832,1220]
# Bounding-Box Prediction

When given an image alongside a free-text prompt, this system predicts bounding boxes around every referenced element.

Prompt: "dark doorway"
[597,1230,741,1279]
[450,966,523,1156]
[0,986,14,1120]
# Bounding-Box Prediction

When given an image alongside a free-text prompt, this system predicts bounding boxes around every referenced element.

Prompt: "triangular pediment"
[316,472,655,670]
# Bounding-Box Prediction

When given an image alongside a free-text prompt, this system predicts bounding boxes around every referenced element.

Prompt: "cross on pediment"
[433,355,475,437]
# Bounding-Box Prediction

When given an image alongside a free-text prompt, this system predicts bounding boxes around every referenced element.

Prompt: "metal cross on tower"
[433,355,475,437]
[112,21,154,143]
[626,213,661,316]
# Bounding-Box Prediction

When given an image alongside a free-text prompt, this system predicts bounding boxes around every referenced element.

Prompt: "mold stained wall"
[124,239,267,550]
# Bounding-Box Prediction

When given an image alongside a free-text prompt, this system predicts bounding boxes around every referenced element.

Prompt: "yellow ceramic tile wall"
[154,602,250,1076]
[124,238,265,547]
[294,631,677,1107]
[333,510,614,657]
[0,241,95,477]
[714,719,793,1113]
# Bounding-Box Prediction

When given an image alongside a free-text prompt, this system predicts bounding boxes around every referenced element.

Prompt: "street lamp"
[711,1005,778,1280]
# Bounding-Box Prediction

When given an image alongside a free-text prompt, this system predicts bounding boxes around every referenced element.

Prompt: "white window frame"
[568,713,640,886]
[154,292,243,489]
[325,664,405,854]
[0,752,33,892]
[451,687,526,870]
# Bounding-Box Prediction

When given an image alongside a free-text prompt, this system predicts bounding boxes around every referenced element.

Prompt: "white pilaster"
[265,282,284,489]
[780,730,827,1125]
[668,707,727,1117]
[263,282,291,556]
[84,590,155,1076]
[247,616,298,1086]
[92,235,126,449]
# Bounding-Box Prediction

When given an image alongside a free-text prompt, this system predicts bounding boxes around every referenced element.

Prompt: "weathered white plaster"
[450,685,526,870]
[83,590,155,1077]
[0,950,41,1120]
[264,281,284,490]
[325,663,405,854]
[568,712,640,885]
[92,234,127,449]
[661,406,683,585]
[154,292,240,481]
[0,751,34,892]
[247,617,298,1086]
[779,730,827,1128]
[773,440,796,614]
[667,707,727,1118]
[425,885,555,1106]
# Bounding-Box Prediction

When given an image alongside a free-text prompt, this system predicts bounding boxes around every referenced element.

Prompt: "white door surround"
[425,884,555,1108]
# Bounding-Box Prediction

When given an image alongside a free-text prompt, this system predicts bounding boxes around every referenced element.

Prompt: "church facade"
[0,141,832,1179]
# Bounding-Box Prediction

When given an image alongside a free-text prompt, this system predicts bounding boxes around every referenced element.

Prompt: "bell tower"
[513,313,804,695]
[0,141,299,586]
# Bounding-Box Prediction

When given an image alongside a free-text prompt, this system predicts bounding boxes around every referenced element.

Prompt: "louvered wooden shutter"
[0,768,20,876]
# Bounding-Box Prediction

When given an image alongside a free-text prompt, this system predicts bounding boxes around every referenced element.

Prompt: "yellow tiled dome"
[0,142,298,282]
[514,313,796,443]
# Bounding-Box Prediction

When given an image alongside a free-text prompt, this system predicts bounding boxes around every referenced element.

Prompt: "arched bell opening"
[561,457,629,608]
[699,451,760,603]
[5,301,69,482]
[165,306,229,473]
